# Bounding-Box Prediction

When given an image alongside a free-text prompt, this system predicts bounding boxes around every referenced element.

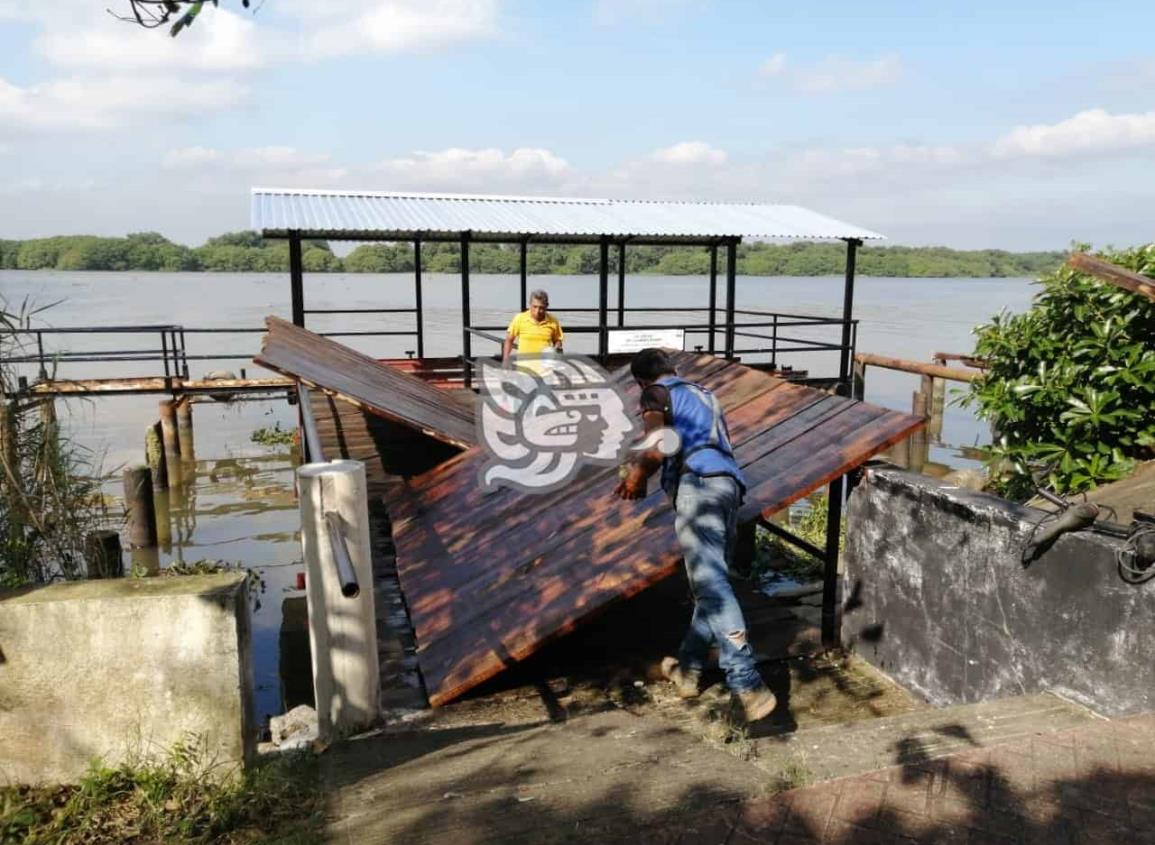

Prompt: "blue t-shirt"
[641,376,746,498]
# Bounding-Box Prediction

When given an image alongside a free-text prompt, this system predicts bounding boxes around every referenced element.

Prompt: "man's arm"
[554,321,564,354]
[613,408,666,500]
[502,332,516,363]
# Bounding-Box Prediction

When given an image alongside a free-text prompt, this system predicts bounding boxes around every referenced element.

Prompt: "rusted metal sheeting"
[254,317,476,449]
[388,352,923,706]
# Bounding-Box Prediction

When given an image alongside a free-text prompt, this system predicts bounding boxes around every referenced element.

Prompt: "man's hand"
[613,466,648,500]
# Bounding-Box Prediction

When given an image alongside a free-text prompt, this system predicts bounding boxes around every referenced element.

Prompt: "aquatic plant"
[963,244,1155,500]
[0,298,111,585]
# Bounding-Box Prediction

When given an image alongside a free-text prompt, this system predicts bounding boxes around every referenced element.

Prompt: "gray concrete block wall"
[0,573,254,785]
[844,466,1153,718]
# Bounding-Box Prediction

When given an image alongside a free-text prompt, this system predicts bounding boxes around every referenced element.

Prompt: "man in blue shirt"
[613,347,777,722]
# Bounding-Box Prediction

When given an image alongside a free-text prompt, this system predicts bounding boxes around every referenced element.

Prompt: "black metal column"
[616,242,626,327]
[724,239,737,359]
[519,239,528,310]
[598,237,610,360]
[289,231,304,327]
[821,475,845,649]
[839,238,861,386]
[708,244,718,354]
[461,233,472,388]
[414,238,424,359]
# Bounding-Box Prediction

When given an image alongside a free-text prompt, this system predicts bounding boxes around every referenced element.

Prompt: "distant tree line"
[0,232,1066,278]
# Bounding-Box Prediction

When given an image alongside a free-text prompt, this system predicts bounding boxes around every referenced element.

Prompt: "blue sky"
[1,0,1153,249]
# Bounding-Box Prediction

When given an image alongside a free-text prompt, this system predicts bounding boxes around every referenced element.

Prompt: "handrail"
[323,510,360,599]
[297,385,325,463]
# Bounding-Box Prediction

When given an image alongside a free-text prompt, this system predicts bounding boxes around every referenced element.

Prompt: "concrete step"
[749,691,1100,784]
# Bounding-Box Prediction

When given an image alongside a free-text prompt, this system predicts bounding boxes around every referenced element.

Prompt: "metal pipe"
[725,239,737,359]
[519,239,528,309]
[414,238,424,359]
[839,238,860,385]
[323,510,360,598]
[598,237,610,360]
[298,385,324,463]
[617,242,626,327]
[708,244,718,354]
[821,475,845,649]
[289,231,304,327]
[758,517,826,561]
[461,232,472,389]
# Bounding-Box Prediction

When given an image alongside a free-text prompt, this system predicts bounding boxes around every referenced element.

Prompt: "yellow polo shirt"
[507,310,564,357]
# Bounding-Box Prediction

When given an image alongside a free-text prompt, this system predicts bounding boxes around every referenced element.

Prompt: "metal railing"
[460,306,857,387]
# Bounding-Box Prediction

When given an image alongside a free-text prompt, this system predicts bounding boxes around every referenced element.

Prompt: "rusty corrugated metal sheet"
[387,352,923,706]
[253,317,476,449]
[251,188,885,242]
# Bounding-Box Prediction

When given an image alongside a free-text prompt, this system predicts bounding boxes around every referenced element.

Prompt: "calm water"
[0,270,1037,723]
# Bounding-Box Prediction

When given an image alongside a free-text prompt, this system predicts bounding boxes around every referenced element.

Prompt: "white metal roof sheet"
[251,188,884,242]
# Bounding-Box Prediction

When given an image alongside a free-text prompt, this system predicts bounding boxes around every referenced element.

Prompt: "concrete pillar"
[298,460,379,740]
[145,423,168,490]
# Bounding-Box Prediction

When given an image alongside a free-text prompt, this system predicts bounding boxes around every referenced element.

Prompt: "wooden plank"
[389,352,924,706]
[854,353,981,383]
[255,316,476,448]
[1068,252,1155,304]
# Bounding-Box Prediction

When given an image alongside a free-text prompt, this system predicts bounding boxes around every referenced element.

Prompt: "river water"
[0,270,1037,725]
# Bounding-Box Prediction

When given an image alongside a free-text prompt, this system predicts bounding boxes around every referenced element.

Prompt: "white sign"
[607,328,685,354]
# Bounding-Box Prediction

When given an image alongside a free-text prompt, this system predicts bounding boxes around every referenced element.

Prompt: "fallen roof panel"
[387,352,922,706]
[253,316,476,449]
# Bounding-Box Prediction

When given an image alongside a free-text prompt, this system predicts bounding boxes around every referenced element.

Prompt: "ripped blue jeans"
[673,473,763,694]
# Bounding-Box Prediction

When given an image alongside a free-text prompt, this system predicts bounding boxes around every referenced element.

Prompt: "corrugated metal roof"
[251,188,884,242]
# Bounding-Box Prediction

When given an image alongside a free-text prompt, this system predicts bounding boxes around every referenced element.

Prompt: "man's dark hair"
[630,347,676,382]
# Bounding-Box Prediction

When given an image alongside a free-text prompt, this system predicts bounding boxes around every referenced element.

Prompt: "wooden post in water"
[145,422,168,490]
[122,464,157,549]
[909,387,929,473]
[929,376,946,440]
[85,529,123,578]
[852,359,866,401]
[158,399,182,487]
[176,398,195,463]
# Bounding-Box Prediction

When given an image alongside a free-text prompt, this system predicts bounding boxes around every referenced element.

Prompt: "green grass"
[752,493,845,584]
[250,423,297,449]
[0,736,322,845]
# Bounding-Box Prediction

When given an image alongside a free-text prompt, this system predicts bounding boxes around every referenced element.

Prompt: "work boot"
[659,657,701,699]
[735,685,778,723]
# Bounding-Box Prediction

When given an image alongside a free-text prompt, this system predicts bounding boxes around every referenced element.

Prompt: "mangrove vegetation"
[0,232,1065,278]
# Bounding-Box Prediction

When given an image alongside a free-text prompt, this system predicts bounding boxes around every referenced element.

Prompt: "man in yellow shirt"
[502,289,564,369]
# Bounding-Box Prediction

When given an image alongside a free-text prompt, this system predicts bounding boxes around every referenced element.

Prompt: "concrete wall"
[0,573,254,785]
[844,466,1153,718]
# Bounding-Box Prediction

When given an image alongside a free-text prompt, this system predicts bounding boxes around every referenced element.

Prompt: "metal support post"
[598,237,610,360]
[617,242,626,327]
[289,231,305,327]
[707,244,718,354]
[839,239,860,385]
[821,475,845,649]
[724,239,737,359]
[461,233,472,388]
[519,239,528,309]
[414,238,424,359]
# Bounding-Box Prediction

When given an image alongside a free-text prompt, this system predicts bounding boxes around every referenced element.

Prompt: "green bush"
[963,245,1155,499]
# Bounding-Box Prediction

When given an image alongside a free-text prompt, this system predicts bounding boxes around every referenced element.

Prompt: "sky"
[1,0,1153,250]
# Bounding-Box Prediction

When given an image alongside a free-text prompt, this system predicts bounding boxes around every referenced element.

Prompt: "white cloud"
[163,146,223,168]
[162,145,348,184]
[760,53,903,93]
[592,0,705,26]
[992,108,1155,158]
[0,75,246,131]
[759,52,787,77]
[650,141,727,166]
[37,9,264,71]
[375,147,572,188]
[304,0,500,58]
